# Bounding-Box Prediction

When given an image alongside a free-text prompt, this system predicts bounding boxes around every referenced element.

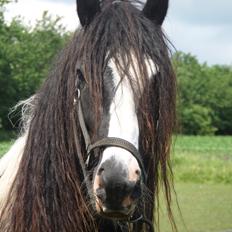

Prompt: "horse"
[0,0,176,231]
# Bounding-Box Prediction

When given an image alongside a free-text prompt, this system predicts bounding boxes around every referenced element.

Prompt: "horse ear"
[76,0,101,27]
[142,0,169,25]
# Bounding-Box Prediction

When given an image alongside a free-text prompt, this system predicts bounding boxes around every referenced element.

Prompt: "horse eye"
[76,69,83,78]
[76,69,86,89]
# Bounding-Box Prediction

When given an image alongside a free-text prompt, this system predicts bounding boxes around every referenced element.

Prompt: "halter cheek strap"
[74,86,154,232]
[77,91,147,182]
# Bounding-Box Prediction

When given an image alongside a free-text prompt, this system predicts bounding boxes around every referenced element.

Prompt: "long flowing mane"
[0,1,176,231]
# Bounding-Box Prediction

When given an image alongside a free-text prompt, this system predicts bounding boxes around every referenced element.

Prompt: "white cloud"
[164,0,232,65]
[4,0,232,66]
[169,0,232,26]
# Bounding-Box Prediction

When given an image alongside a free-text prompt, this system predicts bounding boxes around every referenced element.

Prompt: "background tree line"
[0,0,231,135]
[0,0,69,134]
[173,52,232,135]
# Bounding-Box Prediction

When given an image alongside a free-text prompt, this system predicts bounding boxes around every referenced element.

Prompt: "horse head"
[75,0,171,223]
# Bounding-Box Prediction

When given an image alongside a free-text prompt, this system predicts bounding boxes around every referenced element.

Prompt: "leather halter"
[74,80,154,232]
[77,89,147,182]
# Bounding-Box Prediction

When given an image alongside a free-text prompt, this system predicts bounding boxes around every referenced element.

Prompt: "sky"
[4,0,232,66]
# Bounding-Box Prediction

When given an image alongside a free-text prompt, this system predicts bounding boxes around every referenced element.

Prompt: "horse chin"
[97,203,136,220]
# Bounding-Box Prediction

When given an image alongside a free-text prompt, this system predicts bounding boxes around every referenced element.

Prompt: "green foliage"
[0,129,16,141]
[174,52,232,135]
[181,104,216,135]
[0,140,13,157]
[0,0,13,8]
[0,7,70,130]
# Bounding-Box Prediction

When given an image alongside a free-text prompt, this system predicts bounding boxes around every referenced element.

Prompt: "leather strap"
[77,98,147,182]
[75,87,153,231]
[87,137,147,181]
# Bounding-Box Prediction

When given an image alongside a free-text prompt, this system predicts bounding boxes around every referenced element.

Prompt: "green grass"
[160,137,232,232]
[173,136,232,153]
[172,136,232,184]
[160,183,232,232]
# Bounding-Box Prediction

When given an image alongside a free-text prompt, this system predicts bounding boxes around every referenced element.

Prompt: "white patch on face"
[107,60,139,148]
[98,55,158,179]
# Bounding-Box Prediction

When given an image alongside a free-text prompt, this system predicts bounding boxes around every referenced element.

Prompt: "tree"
[204,65,232,134]
[173,52,232,135]
[0,5,70,130]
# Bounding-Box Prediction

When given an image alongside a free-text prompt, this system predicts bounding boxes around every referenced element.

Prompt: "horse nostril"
[97,167,104,176]
[135,169,141,177]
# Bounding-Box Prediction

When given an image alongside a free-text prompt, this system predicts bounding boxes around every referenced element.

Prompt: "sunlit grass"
[172,136,232,184]
[173,135,232,153]
[160,183,232,232]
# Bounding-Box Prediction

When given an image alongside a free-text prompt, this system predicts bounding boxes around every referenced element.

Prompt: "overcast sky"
[4,0,232,66]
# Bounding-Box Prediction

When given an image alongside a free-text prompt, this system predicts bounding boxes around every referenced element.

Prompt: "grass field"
[0,136,232,231]
[160,183,232,232]
[172,136,232,184]
[165,136,232,232]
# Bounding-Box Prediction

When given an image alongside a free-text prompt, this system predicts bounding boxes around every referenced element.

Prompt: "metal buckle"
[77,89,80,99]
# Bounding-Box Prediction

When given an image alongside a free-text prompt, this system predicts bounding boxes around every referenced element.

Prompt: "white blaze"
[99,56,157,178]
[108,59,139,148]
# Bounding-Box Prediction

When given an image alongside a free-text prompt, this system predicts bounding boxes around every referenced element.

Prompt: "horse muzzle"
[93,157,142,219]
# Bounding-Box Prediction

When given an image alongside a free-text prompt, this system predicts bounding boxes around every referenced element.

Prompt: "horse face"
[76,0,168,219]
[80,57,156,219]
